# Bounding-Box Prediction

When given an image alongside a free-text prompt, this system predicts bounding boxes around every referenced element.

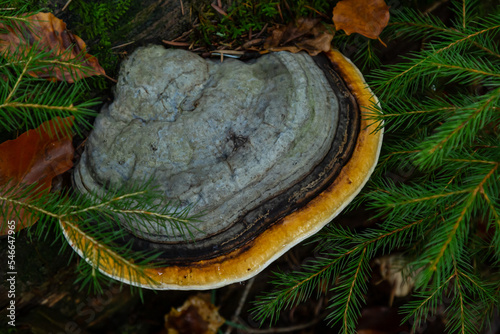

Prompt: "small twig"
[277,3,283,22]
[110,41,135,50]
[303,5,330,19]
[179,0,184,15]
[172,29,193,42]
[210,50,245,55]
[192,16,200,27]
[422,0,449,16]
[378,37,387,47]
[224,277,256,334]
[162,40,190,47]
[234,278,254,321]
[282,0,292,15]
[255,23,268,39]
[62,0,73,11]
[103,73,117,83]
[211,2,228,16]
[75,137,88,151]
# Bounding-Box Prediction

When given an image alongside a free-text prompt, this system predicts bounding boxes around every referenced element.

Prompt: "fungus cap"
[63,47,383,290]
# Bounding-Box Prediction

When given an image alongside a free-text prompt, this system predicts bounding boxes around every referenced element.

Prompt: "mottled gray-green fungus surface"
[74,45,359,263]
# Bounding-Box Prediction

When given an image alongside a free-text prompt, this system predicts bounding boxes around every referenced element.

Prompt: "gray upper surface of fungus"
[74,45,339,242]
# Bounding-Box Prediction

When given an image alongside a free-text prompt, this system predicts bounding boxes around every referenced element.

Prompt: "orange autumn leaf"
[165,294,225,334]
[264,18,335,56]
[0,12,105,83]
[0,117,75,234]
[332,0,390,39]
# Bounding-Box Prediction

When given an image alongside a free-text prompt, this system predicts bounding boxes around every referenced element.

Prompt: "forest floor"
[1,0,499,333]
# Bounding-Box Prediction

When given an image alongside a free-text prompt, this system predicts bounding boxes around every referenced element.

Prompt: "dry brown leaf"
[164,294,225,334]
[0,117,75,234]
[0,12,105,82]
[332,0,390,39]
[264,18,334,56]
[374,254,421,306]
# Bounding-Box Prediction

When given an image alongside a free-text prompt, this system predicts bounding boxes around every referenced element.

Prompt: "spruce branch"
[252,219,426,327]
[402,257,496,334]
[452,0,479,31]
[372,15,500,99]
[251,252,348,326]
[4,54,30,103]
[327,247,370,334]
[401,272,454,330]
[0,179,201,291]
[415,90,500,168]
[0,53,99,135]
[0,15,101,135]
[427,164,498,273]
[60,217,160,290]
[255,2,500,332]
[386,8,455,39]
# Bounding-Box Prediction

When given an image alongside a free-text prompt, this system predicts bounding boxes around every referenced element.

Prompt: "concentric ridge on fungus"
[65,45,383,290]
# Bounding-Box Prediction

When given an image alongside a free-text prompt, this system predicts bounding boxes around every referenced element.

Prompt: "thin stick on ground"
[111,41,135,50]
[62,0,73,11]
[179,0,184,15]
[225,277,256,334]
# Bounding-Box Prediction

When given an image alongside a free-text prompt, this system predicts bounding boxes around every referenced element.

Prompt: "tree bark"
[110,0,208,46]
[52,0,210,49]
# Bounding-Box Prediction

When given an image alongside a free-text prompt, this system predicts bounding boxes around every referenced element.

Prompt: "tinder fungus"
[70,45,383,290]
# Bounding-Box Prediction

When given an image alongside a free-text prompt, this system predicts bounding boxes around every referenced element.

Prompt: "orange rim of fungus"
[60,48,383,290]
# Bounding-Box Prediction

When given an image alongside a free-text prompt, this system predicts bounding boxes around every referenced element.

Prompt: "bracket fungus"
[66,45,383,290]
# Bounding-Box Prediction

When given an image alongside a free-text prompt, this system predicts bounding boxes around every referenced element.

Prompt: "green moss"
[108,0,161,43]
[193,0,333,48]
[68,0,131,76]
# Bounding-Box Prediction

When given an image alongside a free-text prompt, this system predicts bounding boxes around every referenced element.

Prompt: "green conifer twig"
[254,1,499,332]
[0,1,201,293]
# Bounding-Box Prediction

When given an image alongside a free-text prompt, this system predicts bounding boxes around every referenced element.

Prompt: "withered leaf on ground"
[0,12,105,82]
[332,0,390,39]
[264,18,335,56]
[0,117,75,234]
[373,254,420,306]
[164,294,225,334]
